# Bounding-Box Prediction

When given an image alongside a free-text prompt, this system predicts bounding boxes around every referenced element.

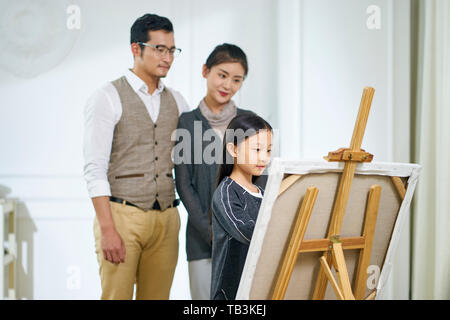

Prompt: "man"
[83,13,190,300]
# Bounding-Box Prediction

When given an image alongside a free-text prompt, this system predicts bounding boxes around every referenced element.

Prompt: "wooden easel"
[272,87,385,300]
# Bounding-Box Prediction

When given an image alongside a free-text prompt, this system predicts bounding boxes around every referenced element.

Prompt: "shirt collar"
[125,69,165,95]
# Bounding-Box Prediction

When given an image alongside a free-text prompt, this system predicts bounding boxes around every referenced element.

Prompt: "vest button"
[154,124,157,128]
[155,174,159,178]
[155,156,158,161]
[156,193,159,197]
[155,141,158,145]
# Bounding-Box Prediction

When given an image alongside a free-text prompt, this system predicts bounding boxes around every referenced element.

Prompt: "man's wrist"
[100,223,116,233]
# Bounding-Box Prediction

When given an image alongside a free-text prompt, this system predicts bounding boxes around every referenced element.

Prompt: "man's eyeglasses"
[137,42,182,58]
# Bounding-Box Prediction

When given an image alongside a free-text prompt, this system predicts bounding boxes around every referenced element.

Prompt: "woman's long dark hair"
[205,43,248,76]
[215,112,273,190]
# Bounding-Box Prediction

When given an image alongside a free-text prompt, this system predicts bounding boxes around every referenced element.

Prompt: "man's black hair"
[130,13,174,51]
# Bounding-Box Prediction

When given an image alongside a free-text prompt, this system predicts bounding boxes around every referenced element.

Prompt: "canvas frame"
[236,158,421,300]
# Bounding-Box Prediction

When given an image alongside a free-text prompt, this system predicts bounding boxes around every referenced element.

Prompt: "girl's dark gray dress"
[210,176,264,300]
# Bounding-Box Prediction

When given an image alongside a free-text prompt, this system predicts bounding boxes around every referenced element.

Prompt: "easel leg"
[354,185,381,299]
[332,242,355,300]
[365,290,377,300]
[319,256,344,300]
[316,241,357,300]
[312,253,333,299]
[391,177,406,200]
[272,187,318,300]
[312,162,358,300]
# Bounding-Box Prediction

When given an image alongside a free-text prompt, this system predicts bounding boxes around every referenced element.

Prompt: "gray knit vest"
[107,76,178,211]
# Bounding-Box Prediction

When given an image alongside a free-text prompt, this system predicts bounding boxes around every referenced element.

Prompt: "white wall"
[0,0,411,299]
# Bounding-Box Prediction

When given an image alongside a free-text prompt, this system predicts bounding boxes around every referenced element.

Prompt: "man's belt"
[109,196,180,211]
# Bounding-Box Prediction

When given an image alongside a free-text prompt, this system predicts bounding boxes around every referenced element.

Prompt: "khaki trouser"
[94,201,180,300]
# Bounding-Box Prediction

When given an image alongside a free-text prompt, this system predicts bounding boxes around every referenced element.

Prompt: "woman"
[175,43,260,300]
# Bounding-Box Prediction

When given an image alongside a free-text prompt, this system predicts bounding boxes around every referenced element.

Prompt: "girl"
[210,113,273,300]
[175,43,256,300]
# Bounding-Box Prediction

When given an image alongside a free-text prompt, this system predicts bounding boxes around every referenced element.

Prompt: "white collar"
[125,69,165,94]
[229,177,263,198]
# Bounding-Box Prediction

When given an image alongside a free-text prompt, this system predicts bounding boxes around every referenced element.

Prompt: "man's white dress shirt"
[83,69,191,198]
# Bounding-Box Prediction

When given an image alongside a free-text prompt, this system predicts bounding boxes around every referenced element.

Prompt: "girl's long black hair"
[215,112,273,190]
[208,112,272,243]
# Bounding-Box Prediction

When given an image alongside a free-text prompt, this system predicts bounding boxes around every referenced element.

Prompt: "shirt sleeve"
[83,86,118,198]
[174,117,212,245]
[212,183,256,245]
[168,88,192,115]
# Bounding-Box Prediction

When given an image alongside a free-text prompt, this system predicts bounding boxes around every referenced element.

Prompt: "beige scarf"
[198,99,237,140]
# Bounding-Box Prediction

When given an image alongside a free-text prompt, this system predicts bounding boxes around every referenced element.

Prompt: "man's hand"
[101,227,126,265]
[92,196,126,265]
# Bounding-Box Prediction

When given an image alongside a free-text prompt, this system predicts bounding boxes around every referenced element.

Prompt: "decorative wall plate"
[0,0,80,78]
